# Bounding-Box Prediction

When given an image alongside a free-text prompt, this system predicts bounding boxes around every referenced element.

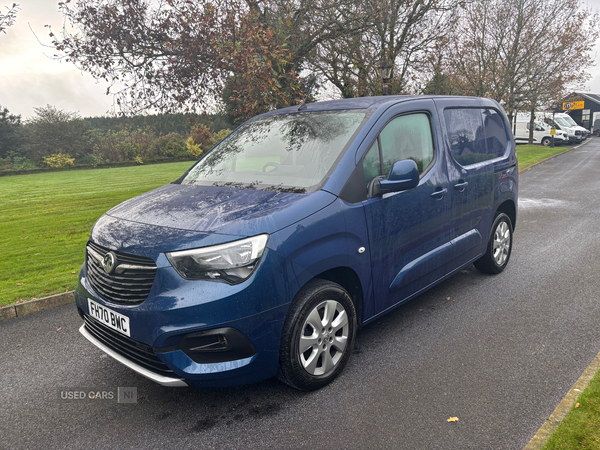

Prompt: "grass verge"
[542,373,600,449]
[516,144,574,170]
[0,161,193,306]
[0,142,581,306]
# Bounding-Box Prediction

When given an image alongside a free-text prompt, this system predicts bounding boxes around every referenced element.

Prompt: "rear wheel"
[278,279,356,391]
[474,213,513,274]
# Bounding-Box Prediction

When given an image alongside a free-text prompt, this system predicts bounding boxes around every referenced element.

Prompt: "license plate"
[88,299,131,337]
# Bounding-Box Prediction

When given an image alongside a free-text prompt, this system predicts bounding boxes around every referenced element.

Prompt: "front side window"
[182,111,368,192]
[362,113,435,190]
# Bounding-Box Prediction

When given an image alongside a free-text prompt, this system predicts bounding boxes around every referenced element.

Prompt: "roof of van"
[256,95,494,117]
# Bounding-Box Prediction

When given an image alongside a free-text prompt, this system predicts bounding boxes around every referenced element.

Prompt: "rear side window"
[483,109,508,158]
[444,108,509,166]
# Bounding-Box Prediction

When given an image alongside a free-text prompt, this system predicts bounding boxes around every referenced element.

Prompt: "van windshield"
[555,117,572,127]
[181,111,368,192]
[562,115,577,126]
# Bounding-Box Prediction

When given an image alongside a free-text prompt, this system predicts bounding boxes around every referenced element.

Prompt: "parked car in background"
[75,95,518,391]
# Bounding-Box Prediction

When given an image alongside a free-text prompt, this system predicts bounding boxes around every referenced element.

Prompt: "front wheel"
[474,213,513,274]
[278,279,356,391]
[541,137,551,146]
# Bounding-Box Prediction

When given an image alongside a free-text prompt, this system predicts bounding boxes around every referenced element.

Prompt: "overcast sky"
[2,0,600,120]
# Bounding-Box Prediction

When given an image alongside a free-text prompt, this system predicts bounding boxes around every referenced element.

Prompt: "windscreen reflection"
[182,111,367,192]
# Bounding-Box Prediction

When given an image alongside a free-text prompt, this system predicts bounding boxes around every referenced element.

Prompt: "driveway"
[2,141,600,449]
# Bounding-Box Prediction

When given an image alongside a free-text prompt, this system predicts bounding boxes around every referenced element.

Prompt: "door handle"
[431,187,448,200]
[454,180,468,192]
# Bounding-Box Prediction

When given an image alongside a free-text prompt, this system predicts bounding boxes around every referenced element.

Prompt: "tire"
[474,213,513,274]
[541,137,551,146]
[277,279,356,391]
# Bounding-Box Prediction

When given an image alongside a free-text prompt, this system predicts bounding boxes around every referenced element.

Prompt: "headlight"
[166,234,269,284]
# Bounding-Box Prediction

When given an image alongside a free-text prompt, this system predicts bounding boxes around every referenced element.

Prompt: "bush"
[191,124,212,149]
[210,129,231,148]
[153,133,188,158]
[77,154,97,166]
[12,158,38,170]
[186,137,203,158]
[43,153,75,168]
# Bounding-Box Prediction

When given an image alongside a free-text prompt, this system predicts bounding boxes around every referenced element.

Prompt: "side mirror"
[378,159,420,194]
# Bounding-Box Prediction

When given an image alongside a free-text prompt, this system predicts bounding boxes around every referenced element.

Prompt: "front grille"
[84,314,174,376]
[575,130,582,136]
[86,242,157,305]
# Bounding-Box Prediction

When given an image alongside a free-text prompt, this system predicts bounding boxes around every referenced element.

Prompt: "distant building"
[563,92,600,130]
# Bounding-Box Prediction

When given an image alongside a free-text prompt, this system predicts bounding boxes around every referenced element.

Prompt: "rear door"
[360,99,453,315]
[434,99,512,272]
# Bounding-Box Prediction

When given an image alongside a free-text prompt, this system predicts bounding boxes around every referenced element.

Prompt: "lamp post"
[550,102,560,148]
[512,90,521,136]
[378,58,392,96]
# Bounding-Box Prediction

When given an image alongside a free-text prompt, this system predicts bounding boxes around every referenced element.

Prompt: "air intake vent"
[83,314,173,376]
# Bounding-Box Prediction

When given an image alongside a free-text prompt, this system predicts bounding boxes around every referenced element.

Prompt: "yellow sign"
[550,127,556,135]
[563,101,584,110]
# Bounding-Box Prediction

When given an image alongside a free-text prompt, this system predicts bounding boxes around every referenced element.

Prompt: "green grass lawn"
[542,375,600,449]
[0,143,579,307]
[516,143,574,170]
[0,161,193,306]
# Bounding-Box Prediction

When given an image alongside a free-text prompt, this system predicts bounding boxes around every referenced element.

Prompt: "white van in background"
[536,112,583,144]
[514,117,568,146]
[560,112,590,138]
[593,112,600,136]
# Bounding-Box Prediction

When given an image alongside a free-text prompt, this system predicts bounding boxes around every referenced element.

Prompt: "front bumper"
[79,324,188,387]
[75,247,299,388]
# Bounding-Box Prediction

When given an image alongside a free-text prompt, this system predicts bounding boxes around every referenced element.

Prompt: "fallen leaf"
[56,327,62,331]
[575,403,580,408]
[446,297,451,300]
[71,271,77,274]
[447,417,459,423]
[16,283,24,286]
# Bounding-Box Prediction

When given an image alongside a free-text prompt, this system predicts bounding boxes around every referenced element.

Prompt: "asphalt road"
[2,140,600,450]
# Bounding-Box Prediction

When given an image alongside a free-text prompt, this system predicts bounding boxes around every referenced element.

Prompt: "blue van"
[75,96,518,391]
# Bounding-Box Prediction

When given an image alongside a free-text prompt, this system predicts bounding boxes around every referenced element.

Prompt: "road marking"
[523,349,600,449]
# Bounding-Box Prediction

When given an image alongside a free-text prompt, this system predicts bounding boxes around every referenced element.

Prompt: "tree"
[51,0,376,122]
[310,0,460,97]
[446,0,600,137]
[22,105,90,163]
[0,105,22,159]
[0,2,18,34]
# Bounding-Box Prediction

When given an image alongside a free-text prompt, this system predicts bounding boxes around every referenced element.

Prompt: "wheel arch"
[496,199,517,232]
[311,267,365,328]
